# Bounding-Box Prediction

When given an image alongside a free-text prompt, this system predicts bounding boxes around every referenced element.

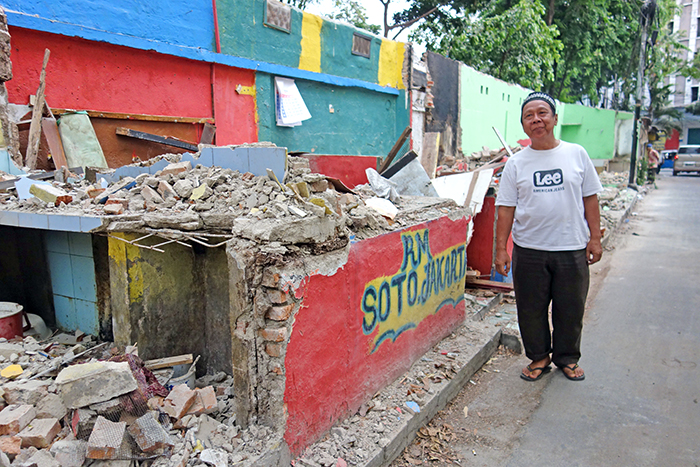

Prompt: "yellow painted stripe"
[378,39,406,89]
[299,12,323,73]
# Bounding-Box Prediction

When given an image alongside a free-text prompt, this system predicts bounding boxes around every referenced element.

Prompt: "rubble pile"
[0,333,287,466]
[0,151,460,246]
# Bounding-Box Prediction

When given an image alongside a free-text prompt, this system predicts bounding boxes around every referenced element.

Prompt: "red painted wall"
[665,129,679,150]
[302,155,380,188]
[467,196,513,280]
[284,215,470,454]
[7,27,256,145]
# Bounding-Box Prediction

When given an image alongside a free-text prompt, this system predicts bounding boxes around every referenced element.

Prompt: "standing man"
[646,143,660,181]
[494,92,603,382]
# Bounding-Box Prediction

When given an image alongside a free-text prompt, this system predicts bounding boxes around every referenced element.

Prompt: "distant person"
[647,144,660,181]
[494,92,603,382]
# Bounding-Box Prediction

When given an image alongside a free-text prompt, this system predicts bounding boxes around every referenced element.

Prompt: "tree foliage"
[329,0,380,35]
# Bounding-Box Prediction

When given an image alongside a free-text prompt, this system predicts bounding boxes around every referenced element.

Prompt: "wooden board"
[52,108,214,124]
[465,278,514,292]
[379,126,412,174]
[144,354,193,370]
[25,49,50,169]
[41,117,67,169]
[116,127,199,152]
[420,132,440,179]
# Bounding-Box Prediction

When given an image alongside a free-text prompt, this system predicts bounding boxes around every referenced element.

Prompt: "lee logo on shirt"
[533,169,563,187]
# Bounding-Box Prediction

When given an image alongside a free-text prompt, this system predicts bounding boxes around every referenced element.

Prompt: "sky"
[304,0,415,42]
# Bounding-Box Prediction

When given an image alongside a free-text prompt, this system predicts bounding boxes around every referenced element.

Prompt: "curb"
[359,298,504,467]
[602,192,637,249]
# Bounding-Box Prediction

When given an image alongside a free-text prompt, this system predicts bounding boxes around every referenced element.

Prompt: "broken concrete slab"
[49,439,87,467]
[0,405,35,435]
[25,448,61,467]
[126,412,173,453]
[55,361,138,409]
[1,380,50,406]
[162,384,196,420]
[86,416,127,460]
[18,417,60,448]
[34,393,67,420]
[232,216,339,244]
[143,211,203,231]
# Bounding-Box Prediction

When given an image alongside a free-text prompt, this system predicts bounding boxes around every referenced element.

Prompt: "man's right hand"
[494,250,511,276]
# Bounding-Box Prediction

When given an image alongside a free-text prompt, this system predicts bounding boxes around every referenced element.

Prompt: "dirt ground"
[389,228,623,467]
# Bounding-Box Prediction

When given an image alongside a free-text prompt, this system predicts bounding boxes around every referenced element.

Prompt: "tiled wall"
[44,231,99,335]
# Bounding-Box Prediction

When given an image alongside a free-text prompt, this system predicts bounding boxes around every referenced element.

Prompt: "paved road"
[503,171,700,466]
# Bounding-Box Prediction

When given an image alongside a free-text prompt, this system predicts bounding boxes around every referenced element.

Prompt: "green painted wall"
[320,22,382,82]
[218,0,303,69]
[256,73,404,155]
[459,64,633,160]
[460,66,536,155]
[559,105,624,160]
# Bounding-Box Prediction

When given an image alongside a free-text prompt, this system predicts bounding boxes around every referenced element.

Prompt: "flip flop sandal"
[520,364,552,382]
[562,363,585,381]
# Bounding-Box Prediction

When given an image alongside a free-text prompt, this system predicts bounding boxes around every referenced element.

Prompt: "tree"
[413,0,562,90]
[381,0,485,39]
[329,0,380,35]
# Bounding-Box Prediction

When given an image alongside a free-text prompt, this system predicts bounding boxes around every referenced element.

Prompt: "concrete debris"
[55,361,138,409]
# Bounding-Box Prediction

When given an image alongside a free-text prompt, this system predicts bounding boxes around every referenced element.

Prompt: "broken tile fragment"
[259,327,287,342]
[86,416,126,460]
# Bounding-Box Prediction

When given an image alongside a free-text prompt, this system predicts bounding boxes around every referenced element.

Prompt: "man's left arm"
[583,194,602,265]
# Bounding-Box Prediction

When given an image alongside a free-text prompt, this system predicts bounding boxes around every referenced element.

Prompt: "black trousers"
[512,244,589,368]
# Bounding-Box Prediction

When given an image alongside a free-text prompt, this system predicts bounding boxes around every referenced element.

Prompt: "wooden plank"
[463,170,481,209]
[25,49,50,169]
[420,132,440,178]
[379,126,412,174]
[41,116,68,170]
[465,278,514,292]
[116,127,199,151]
[52,108,214,124]
[200,122,216,144]
[144,354,193,370]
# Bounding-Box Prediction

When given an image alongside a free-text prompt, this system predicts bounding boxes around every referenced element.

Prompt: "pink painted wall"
[7,27,257,145]
[284,215,470,454]
[302,155,380,188]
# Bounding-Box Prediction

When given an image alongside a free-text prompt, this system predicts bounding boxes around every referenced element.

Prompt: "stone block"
[50,439,87,467]
[0,436,20,457]
[260,327,288,342]
[18,417,60,448]
[160,161,191,176]
[141,185,163,204]
[35,393,68,420]
[265,343,283,358]
[2,380,50,406]
[267,289,288,305]
[173,179,194,198]
[127,412,173,453]
[261,271,280,288]
[55,361,138,409]
[26,449,60,467]
[103,203,124,215]
[0,405,35,435]
[29,183,72,206]
[266,304,294,321]
[86,416,126,460]
[162,384,196,420]
[185,387,217,416]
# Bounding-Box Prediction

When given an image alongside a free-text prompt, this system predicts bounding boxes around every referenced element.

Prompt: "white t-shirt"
[495,140,603,251]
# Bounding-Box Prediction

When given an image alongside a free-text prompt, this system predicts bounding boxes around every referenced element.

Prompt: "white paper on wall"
[275,77,312,127]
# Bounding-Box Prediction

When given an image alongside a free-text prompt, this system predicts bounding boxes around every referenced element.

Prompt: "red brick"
[105,197,128,208]
[261,271,280,288]
[0,435,21,456]
[0,405,35,436]
[86,416,126,460]
[241,172,255,181]
[265,343,283,357]
[162,384,196,420]
[103,204,124,215]
[266,304,294,321]
[271,365,283,375]
[186,387,217,416]
[18,417,60,448]
[267,289,288,305]
[260,327,287,342]
[87,187,105,199]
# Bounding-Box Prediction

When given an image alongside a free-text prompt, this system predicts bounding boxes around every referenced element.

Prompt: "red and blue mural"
[284,214,469,454]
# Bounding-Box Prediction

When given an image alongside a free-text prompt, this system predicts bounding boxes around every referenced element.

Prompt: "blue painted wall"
[44,231,99,335]
[2,0,216,50]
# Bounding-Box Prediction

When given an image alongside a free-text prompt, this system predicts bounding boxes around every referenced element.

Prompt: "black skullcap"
[521,92,556,117]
